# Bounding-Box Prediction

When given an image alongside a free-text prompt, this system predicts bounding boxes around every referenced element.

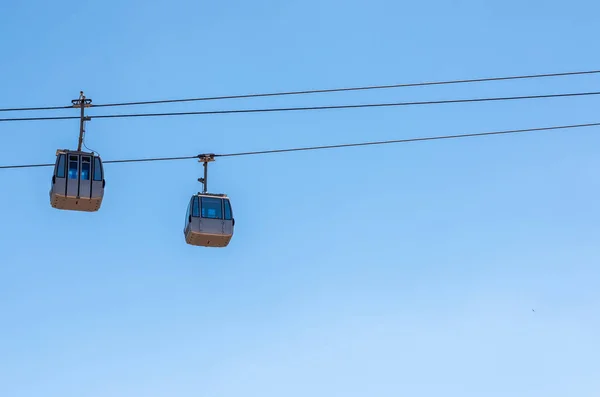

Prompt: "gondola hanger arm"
[197,154,215,193]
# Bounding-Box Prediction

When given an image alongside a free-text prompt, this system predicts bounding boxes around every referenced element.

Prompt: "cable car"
[50,149,105,212]
[184,193,235,247]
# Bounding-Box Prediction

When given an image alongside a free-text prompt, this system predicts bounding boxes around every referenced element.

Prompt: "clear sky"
[0,1,599,396]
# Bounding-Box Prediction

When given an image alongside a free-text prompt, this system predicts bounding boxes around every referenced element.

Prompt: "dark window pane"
[56,154,66,178]
[201,197,223,219]
[185,198,191,228]
[224,199,232,220]
[93,157,103,181]
[192,196,200,217]
[68,156,78,179]
[81,157,90,180]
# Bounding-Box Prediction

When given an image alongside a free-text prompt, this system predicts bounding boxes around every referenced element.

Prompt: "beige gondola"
[183,154,235,247]
[50,149,105,212]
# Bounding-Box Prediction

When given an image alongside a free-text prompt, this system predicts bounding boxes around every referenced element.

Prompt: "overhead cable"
[0,105,72,113]
[1,69,599,113]
[1,121,598,170]
[104,155,199,164]
[215,122,600,158]
[91,69,600,108]
[1,91,599,123]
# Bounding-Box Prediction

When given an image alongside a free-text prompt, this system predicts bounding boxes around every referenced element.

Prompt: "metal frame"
[72,92,92,152]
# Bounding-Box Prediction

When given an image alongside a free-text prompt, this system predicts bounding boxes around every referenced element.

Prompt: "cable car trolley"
[49,92,106,212]
[184,154,235,248]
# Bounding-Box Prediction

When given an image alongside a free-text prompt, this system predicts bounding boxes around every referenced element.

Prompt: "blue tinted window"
[192,196,200,217]
[56,154,66,178]
[201,197,223,219]
[68,156,78,179]
[93,157,103,181]
[185,198,191,228]
[81,157,91,180]
[224,199,232,220]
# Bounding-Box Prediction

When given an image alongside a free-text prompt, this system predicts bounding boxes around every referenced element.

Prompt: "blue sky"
[1,1,599,396]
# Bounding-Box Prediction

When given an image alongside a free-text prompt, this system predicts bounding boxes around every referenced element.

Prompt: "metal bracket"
[197,154,216,193]
[72,91,92,108]
[71,99,93,108]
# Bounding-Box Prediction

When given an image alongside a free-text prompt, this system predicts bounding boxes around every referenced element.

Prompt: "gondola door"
[66,154,80,198]
[79,155,92,199]
[198,196,224,235]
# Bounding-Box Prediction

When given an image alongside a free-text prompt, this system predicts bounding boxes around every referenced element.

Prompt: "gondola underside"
[185,229,232,248]
[50,193,103,212]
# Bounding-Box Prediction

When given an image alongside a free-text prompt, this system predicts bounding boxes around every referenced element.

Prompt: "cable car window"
[201,197,223,219]
[81,157,91,180]
[224,199,232,220]
[192,196,200,217]
[68,156,78,179]
[185,198,191,227]
[56,154,66,178]
[93,157,103,181]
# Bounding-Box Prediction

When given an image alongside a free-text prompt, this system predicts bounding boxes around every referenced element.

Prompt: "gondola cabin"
[184,193,234,247]
[50,149,105,212]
